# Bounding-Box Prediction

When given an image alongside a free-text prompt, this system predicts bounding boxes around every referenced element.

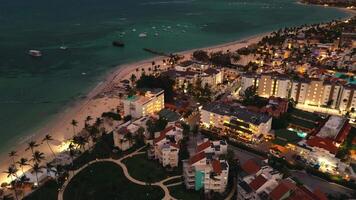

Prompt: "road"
[291,170,355,197]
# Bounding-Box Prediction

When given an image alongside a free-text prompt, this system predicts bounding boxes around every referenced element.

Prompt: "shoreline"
[0,7,354,183]
[0,31,270,183]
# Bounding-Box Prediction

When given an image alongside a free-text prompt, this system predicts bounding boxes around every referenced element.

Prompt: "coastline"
[0,31,270,183]
[0,5,354,183]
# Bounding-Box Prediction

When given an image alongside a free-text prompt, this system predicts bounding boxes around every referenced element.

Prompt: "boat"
[59,46,68,50]
[139,33,147,38]
[112,40,125,47]
[28,50,42,57]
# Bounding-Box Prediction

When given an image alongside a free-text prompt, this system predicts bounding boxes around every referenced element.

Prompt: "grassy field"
[123,153,181,183]
[63,161,164,200]
[23,180,58,200]
[169,184,201,200]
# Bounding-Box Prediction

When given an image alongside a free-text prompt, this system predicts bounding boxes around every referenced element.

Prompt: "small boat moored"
[28,50,42,57]
[112,41,125,47]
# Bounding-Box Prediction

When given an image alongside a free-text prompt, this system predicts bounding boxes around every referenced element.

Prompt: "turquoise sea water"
[0,0,349,153]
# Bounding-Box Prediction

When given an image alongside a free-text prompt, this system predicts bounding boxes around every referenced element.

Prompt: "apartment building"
[237,165,283,200]
[162,65,223,91]
[183,139,229,193]
[200,102,272,141]
[123,89,164,118]
[240,72,356,113]
[150,123,183,168]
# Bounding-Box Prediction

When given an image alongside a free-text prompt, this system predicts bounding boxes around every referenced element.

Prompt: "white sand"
[0,32,271,183]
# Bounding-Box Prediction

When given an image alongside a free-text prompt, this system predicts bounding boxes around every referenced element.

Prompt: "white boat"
[59,46,68,50]
[139,33,147,38]
[28,50,42,57]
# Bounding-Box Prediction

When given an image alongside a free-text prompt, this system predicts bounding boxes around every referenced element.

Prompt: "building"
[123,89,164,118]
[240,72,356,113]
[200,102,272,141]
[150,123,183,167]
[162,65,223,91]
[183,139,229,193]
[113,120,142,151]
[237,165,283,200]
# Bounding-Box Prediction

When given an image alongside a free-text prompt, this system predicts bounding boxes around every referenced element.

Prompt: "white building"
[183,139,229,193]
[151,123,183,167]
[200,102,272,141]
[123,89,164,118]
[237,165,283,200]
[113,121,138,151]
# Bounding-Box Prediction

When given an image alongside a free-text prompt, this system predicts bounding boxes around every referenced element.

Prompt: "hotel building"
[150,123,183,168]
[200,102,272,141]
[240,72,356,113]
[183,139,229,193]
[123,89,164,118]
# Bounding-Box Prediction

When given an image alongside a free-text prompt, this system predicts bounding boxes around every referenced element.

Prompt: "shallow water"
[0,0,349,152]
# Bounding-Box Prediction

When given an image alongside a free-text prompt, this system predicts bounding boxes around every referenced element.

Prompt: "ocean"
[0,0,349,153]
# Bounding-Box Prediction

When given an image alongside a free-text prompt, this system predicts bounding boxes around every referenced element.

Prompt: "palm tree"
[16,158,29,175]
[31,151,45,164]
[73,136,88,152]
[3,165,19,200]
[42,134,56,159]
[70,119,78,137]
[25,141,39,155]
[8,151,18,166]
[45,163,56,177]
[31,163,44,187]
[130,74,137,86]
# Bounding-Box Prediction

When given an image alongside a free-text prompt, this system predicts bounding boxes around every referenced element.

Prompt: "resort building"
[200,102,272,141]
[161,63,223,91]
[123,89,165,118]
[183,139,229,193]
[237,165,283,200]
[113,121,140,151]
[240,72,356,114]
[150,123,183,167]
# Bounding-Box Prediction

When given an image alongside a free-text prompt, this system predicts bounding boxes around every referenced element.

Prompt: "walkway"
[58,146,182,200]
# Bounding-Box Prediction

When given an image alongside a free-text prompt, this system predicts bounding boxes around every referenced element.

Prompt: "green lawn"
[23,180,58,200]
[123,153,181,183]
[169,184,201,200]
[64,161,164,200]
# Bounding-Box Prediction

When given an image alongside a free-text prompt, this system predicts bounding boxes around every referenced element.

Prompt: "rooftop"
[306,136,338,154]
[241,159,261,175]
[202,102,271,125]
[249,174,268,191]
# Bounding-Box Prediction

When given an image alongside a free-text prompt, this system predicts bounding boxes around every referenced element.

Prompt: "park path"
[58,146,181,200]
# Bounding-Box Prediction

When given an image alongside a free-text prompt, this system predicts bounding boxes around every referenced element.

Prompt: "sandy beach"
[1,5,355,182]
[0,31,271,183]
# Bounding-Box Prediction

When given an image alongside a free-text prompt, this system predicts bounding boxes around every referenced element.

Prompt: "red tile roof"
[335,122,351,144]
[196,140,212,153]
[306,136,338,154]
[288,186,328,200]
[269,179,296,200]
[249,175,267,191]
[313,189,328,200]
[212,160,222,174]
[241,159,261,175]
[189,151,206,165]
[153,126,175,144]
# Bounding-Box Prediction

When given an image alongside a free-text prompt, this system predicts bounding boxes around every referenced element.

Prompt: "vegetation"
[63,162,164,200]
[192,50,209,63]
[122,154,181,183]
[169,185,201,200]
[23,180,58,200]
[136,74,175,103]
[101,111,121,121]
